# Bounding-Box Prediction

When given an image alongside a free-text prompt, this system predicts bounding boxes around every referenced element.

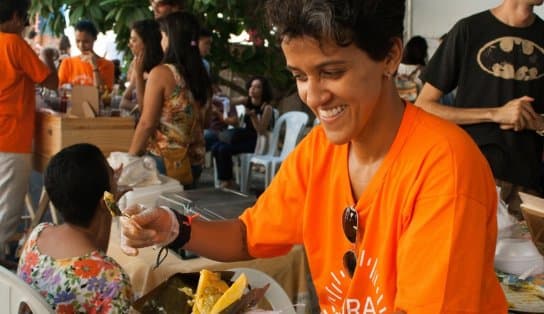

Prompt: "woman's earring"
[384,71,393,80]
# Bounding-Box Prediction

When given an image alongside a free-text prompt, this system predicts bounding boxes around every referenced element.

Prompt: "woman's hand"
[80,53,98,69]
[120,205,179,255]
[246,108,256,117]
[133,53,145,76]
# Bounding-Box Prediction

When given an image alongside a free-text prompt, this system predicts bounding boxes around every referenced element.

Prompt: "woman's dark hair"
[44,143,110,228]
[265,0,405,61]
[0,0,30,24]
[246,76,273,104]
[401,35,428,65]
[132,19,164,74]
[199,27,213,39]
[157,11,212,105]
[158,0,184,7]
[58,35,71,53]
[75,20,99,39]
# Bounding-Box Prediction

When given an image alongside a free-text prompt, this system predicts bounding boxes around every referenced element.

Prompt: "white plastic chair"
[213,107,280,189]
[235,104,246,128]
[0,266,53,314]
[240,111,309,193]
[228,267,296,314]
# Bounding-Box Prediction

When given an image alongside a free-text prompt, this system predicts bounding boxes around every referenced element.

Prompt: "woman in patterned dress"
[128,11,212,188]
[17,143,132,313]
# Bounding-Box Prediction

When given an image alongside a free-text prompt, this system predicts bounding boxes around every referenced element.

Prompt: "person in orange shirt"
[58,20,114,91]
[120,0,508,313]
[0,0,57,263]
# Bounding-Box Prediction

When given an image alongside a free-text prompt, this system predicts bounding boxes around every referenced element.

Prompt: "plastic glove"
[120,204,179,256]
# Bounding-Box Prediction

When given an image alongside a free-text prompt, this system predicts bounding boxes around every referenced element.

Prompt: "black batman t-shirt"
[422,10,544,190]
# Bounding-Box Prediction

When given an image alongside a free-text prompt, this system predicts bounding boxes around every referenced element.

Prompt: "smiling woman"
[57,20,115,91]
[119,1,508,313]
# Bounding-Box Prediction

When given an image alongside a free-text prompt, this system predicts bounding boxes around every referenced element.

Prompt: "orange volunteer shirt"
[240,104,507,313]
[0,33,50,153]
[58,56,114,90]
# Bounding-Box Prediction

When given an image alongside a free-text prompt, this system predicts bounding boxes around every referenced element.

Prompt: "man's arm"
[415,82,541,131]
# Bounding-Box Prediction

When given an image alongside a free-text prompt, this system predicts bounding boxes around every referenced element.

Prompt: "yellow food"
[103,191,122,217]
[192,270,229,314]
[211,273,247,314]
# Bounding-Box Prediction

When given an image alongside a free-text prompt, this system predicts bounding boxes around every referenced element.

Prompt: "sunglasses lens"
[343,250,357,277]
[342,207,358,243]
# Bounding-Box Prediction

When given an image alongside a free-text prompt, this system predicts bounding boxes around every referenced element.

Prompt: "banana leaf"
[132,271,235,313]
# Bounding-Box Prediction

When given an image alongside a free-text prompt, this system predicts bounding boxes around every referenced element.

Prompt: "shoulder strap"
[164,63,185,87]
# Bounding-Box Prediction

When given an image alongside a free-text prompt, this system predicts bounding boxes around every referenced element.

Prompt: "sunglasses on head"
[342,206,359,277]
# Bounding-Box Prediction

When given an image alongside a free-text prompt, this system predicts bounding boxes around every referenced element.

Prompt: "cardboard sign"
[70,85,100,118]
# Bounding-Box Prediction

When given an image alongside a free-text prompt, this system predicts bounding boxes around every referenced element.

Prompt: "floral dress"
[17,223,133,313]
[147,63,205,167]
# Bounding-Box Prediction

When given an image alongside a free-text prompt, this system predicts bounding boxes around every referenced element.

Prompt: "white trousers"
[0,153,31,256]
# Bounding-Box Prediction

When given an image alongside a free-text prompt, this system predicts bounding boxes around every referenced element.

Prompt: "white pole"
[405,0,413,41]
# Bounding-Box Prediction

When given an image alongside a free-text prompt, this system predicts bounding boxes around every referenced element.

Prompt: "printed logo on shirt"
[477,36,544,80]
[322,249,387,314]
[73,74,93,86]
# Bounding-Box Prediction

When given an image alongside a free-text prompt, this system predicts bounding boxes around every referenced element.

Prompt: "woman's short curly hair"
[265,0,405,61]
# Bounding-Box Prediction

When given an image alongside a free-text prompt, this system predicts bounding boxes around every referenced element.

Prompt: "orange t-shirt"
[0,33,50,153]
[240,104,507,313]
[58,56,114,90]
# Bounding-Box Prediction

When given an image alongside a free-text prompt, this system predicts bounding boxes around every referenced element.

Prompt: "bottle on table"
[59,90,68,113]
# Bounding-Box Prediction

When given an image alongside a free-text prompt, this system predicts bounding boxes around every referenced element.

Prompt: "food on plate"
[211,271,248,313]
[133,270,269,313]
[192,269,249,313]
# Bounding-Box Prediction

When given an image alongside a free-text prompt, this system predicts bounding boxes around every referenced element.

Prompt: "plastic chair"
[235,105,246,127]
[0,266,53,314]
[213,107,279,189]
[240,111,309,193]
[228,267,296,314]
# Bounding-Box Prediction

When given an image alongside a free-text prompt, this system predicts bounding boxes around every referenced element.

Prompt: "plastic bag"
[107,152,161,187]
[496,186,518,239]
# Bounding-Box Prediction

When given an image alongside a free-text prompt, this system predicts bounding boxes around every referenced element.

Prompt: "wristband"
[167,210,198,250]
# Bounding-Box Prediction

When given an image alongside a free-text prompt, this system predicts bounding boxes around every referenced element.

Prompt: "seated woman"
[212,76,274,188]
[204,81,239,151]
[58,20,114,92]
[120,19,164,112]
[128,12,211,189]
[395,35,428,102]
[17,143,132,313]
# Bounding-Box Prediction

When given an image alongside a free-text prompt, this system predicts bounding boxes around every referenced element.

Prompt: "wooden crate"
[33,112,135,172]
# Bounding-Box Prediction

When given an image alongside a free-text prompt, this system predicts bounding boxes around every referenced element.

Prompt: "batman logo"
[477,36,544,81]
